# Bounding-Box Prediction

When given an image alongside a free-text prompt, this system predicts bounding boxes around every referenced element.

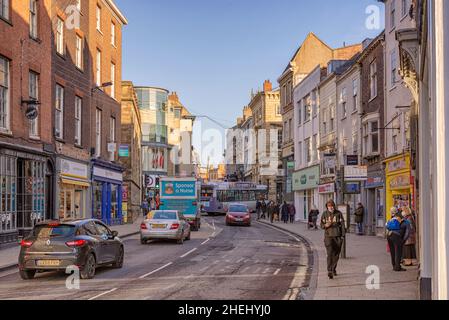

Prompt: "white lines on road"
[274,268,281,276]
[212,220,216,230]
[139,262,174,279]
[180,248,198,258]
[236,258,244,263]
[201,238,211,245]
[88,288,118,301]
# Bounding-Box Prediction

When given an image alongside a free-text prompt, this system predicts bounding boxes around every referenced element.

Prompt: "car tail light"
[141,223,148,230]
[20,240,33,248]
[66,240,87,247]
[170,223,180,230]
[48,222,60,227]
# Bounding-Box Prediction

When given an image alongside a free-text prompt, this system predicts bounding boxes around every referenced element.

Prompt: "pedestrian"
[281,201,290,224]
[141,200,149,217]
[320,200,346,279]
[256,199,262,220]
[273,202,280,223]
[289,203,296,223]
[308,205,319,230]
[354,203,365,235]
[386,208,410,272]
[261,200,267,220]
[402,206,417,267]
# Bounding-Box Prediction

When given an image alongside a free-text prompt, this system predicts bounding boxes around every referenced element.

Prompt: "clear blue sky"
[115,0,385,166]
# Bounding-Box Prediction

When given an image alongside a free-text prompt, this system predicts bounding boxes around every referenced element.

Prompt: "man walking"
[256,199,262,220]
[320,200,346,279]
[355,203,365,235]
[281,201,290,224]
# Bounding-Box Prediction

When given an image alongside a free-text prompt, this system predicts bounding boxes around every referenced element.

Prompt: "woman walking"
[289,203,296,223]
[402,207,417,266]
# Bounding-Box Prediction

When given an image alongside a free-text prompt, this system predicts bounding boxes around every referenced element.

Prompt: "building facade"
[249,80,282,201]
[380,0,416,219]
[0,0,54,243]
[293,66,323,221]
[119,81,142,224]
[88,0,127,226]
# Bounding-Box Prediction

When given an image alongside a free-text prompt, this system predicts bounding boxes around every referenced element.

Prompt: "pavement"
[258,219,419,300]
[0,217,144,273]
[0,216,310,300]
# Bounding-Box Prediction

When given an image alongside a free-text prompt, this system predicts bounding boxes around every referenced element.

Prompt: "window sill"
[0,130,13,137]
[400,14,409,23]
[29,36,42,44]
[56,51,66,60]
[111,43,117,49]
[0,16,12,26]
[55,137,65,144]
[368,95,378,103]
[389,85,397,92]
[97,29,103,36]
[76,66,84,73]
[29,136,41,141]
[351,109,359,115]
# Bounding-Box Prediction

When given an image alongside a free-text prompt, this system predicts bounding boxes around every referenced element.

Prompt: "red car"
[226,204,252,227]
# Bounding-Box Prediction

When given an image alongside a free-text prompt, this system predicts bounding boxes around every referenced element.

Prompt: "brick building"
[88,0,128,225]
[0,0,54,243]
[357,32,386,236]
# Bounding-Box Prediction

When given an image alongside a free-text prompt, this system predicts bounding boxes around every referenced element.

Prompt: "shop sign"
[344,166,368,181]
[387,158,408,173]
[319,183,335,194]
[61,159,88,180]
[122,185,129,202]
[107,143,117,153]
[344,182,361,194]
[365,176,384,188]
[346,155,359,166]
[119,145,129,158]
[292,166,320,191]
[390,174,410,189]
[93,167,123,183]
[323,154,336,170]
[287,162,295,170]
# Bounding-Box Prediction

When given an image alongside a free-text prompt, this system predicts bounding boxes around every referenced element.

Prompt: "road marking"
[274,268,281,275]
[212,221,216,230]
[211,232,216,237]
[236,258,244,263]
[263,268,271,274]
[199,266,209,272]
[201,238,210,245]
[88,288,117,301]
[139,262,173,279]
[180,248,197,258]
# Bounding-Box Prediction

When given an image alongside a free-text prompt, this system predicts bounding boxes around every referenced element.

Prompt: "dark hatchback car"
[18,219,124,280]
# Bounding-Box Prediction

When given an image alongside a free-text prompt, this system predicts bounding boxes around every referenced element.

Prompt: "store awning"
[61,178,90,188]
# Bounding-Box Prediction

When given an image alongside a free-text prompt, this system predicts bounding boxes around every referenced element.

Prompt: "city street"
[0,216,312,300]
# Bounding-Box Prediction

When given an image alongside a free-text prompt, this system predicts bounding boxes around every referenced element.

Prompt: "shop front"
[92,161,124,226]
[318,182,336,212]
[293,165,320,222]
[385,154,413,221]
[363,174,385,236]
[0,149,52,243]
[56,159,90,222]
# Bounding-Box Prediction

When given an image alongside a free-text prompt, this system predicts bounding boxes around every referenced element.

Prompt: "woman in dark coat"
[281,201,289,224]
[402,207,417,266]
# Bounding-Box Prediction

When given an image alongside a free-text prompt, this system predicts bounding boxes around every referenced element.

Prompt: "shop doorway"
[59,186,86,221]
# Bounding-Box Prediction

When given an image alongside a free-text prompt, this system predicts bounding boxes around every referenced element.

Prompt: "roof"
[105,0,128,25]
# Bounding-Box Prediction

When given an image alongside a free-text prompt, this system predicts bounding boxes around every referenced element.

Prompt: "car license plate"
[235,218,243,222]
[152,224,166,229]
[36,260,60,267]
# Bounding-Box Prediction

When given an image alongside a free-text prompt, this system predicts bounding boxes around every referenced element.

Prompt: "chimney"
[168,91,179,103]
[263,80,272,92]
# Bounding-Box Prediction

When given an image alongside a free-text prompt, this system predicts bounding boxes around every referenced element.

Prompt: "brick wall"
[0,0,53,148]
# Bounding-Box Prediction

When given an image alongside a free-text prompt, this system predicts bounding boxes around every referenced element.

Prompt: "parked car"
[141,210,191,245]
[18,219,124,280]
[225,204,252,227]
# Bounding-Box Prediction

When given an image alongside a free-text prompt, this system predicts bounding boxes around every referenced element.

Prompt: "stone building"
[248,80,282,201]
[119,81,142,224]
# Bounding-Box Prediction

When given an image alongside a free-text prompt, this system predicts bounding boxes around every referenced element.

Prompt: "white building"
[292,66,323,221]
[336,58,362,218]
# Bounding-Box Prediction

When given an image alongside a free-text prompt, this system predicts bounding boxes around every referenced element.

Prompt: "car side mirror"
[111,231,119,238]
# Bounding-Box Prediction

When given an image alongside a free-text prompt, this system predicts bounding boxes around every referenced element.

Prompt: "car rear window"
[151,212,178,220]
[33,225,76,238]
[229,205,248,213]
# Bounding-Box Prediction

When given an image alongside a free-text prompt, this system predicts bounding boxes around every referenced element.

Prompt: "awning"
[61,178,90,188]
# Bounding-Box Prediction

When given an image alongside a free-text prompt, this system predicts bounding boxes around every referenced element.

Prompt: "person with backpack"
[256,199,262,220]
[261,200,267,220]
[320,200,346,279]
[289,203,296,223]
[386,207,410,272]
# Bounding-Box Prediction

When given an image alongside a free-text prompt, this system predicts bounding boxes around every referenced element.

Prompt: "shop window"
[111,184,118,223]
[0,155,17,234]
[93,182,102,220]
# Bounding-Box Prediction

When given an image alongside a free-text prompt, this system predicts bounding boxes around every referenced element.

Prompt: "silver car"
[140,210,191,245]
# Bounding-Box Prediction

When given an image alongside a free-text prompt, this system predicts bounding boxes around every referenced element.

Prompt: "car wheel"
[81,253,96,280]
[140,238,147,245]
[19,269,36,280]
[112,246,124,269]
[177,236,184,245]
